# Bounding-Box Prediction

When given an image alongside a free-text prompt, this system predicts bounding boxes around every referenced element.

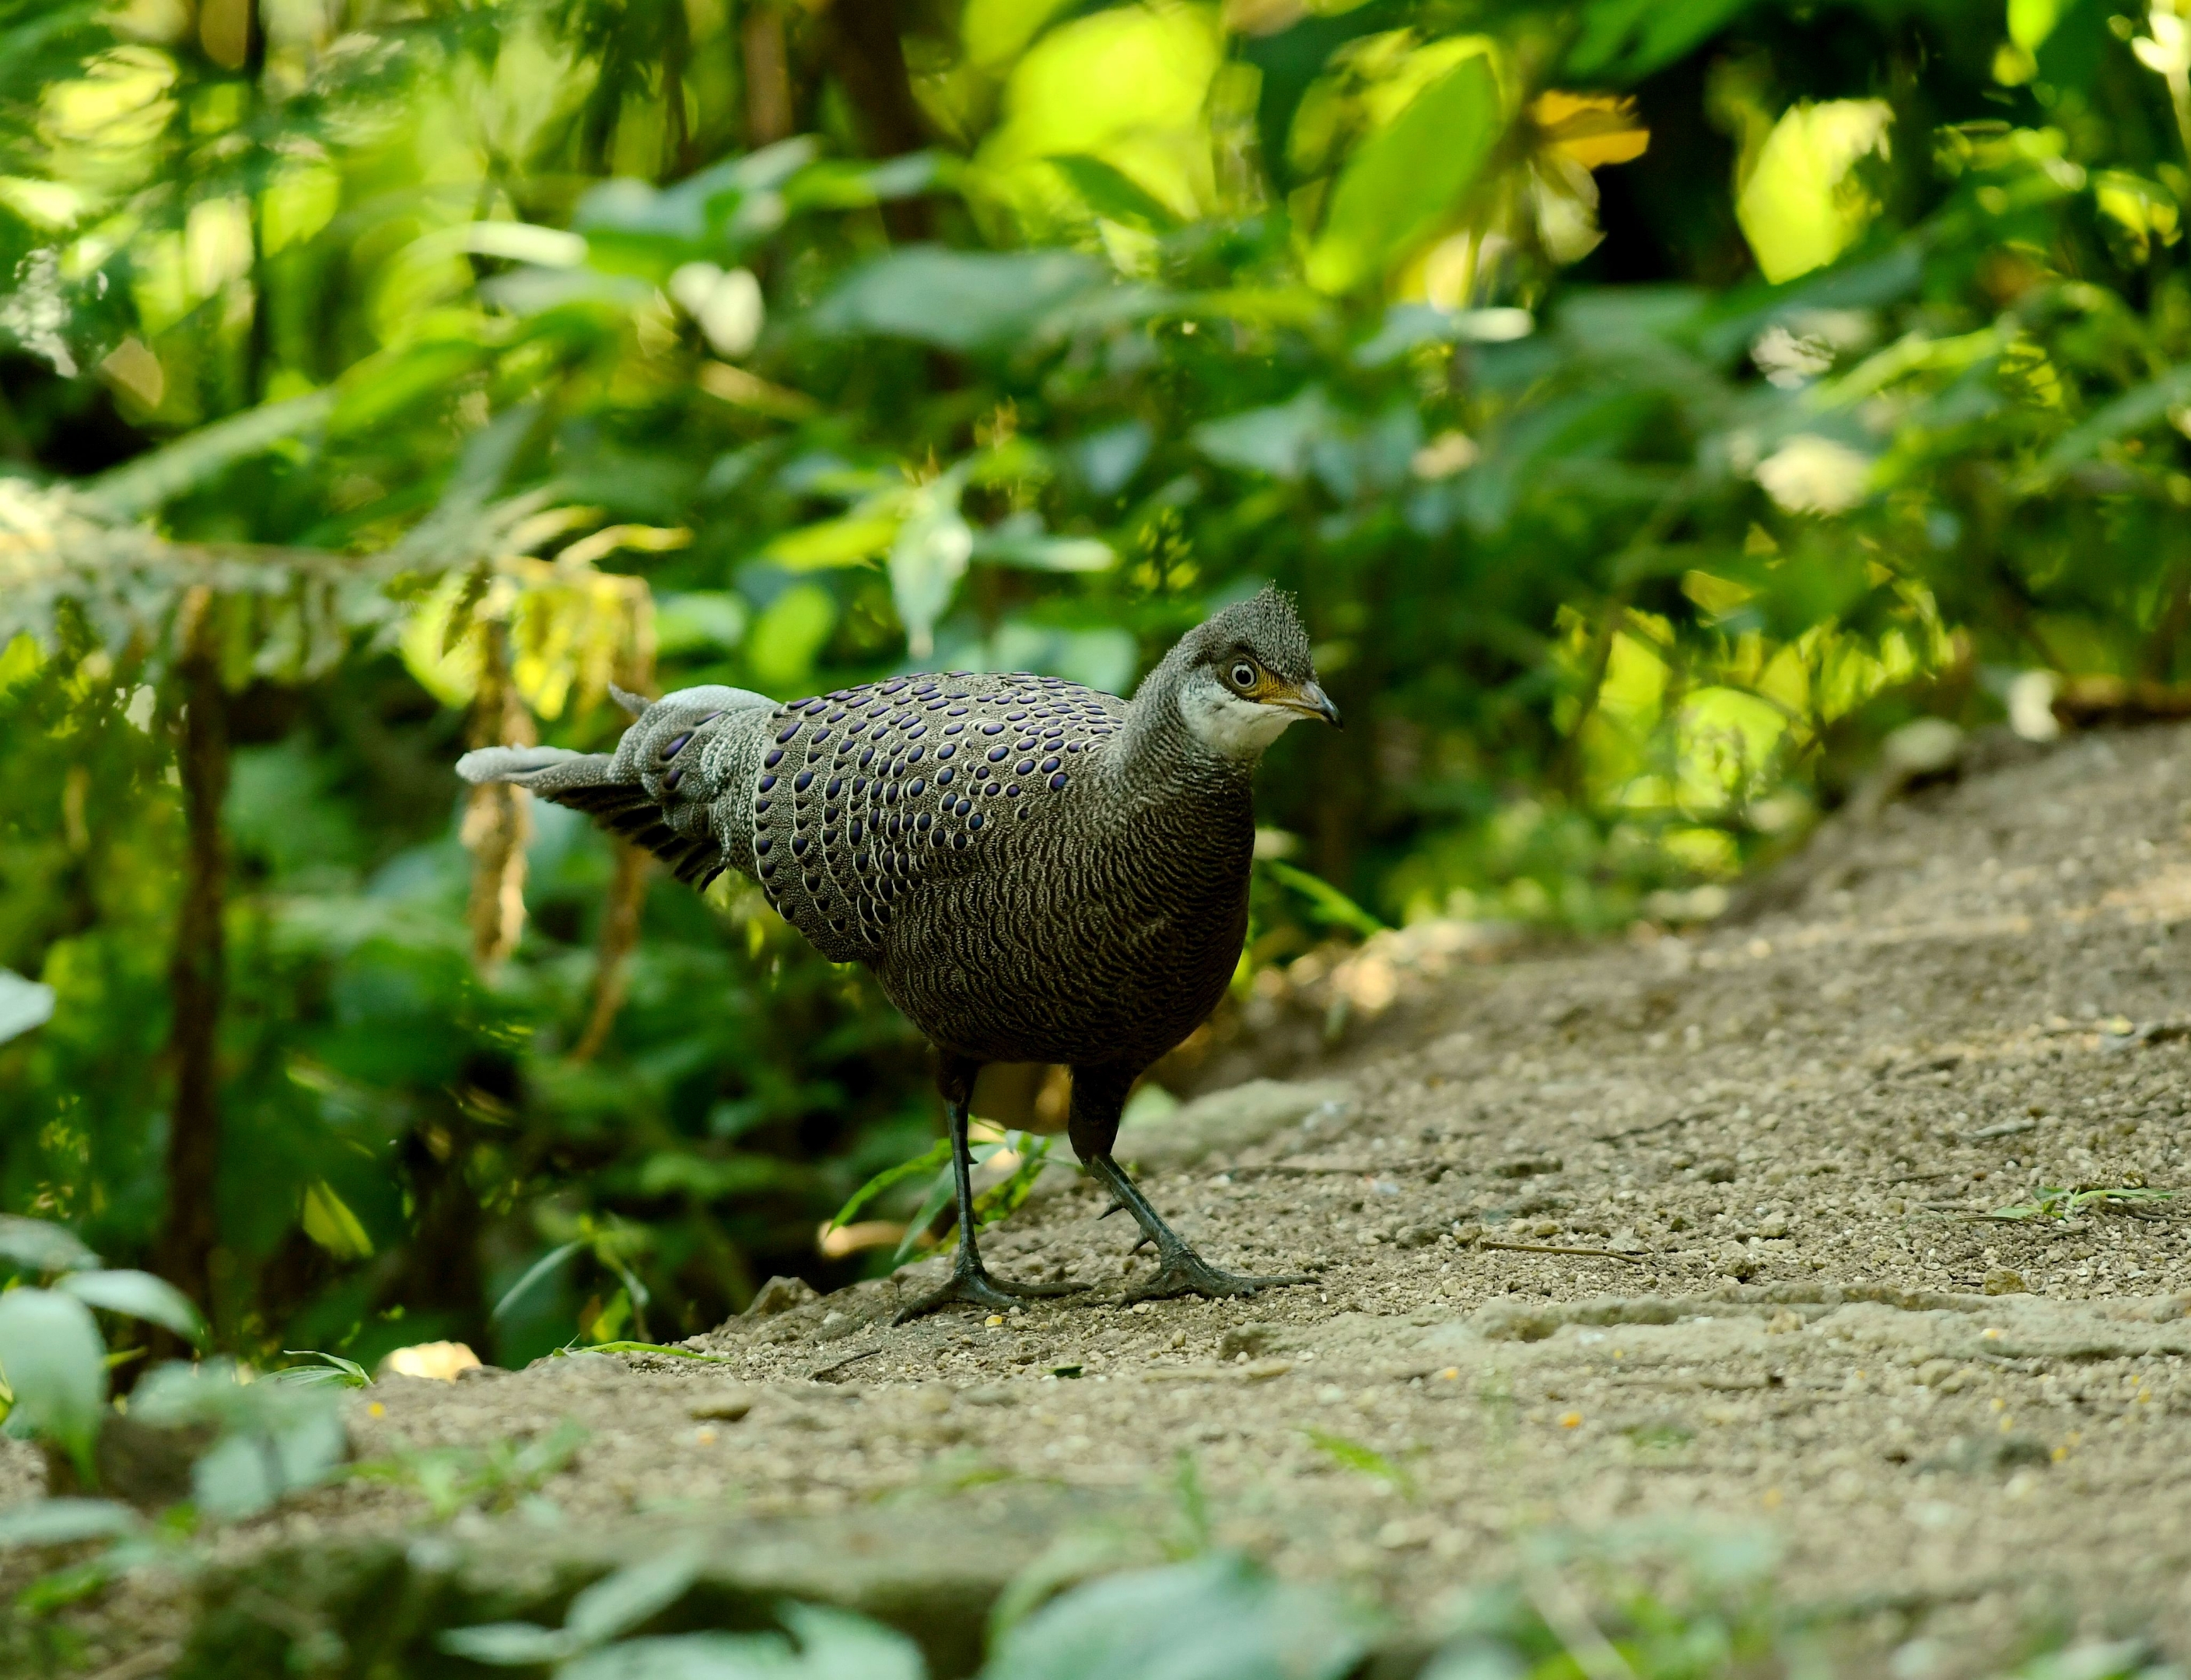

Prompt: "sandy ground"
[9,723,2191,1675]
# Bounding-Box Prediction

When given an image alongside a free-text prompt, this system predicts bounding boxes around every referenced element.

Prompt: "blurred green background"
[2,0,2187,1370]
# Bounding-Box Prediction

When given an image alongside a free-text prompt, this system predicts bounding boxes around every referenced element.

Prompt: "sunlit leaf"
[0,970,55,1047]
[1307,53,1501,294]
[0,1289,107,1479]
[0,1215,97,1276]
[54,1269,205,1342]
[812,247,1110,353]
[0,1498,139,1549]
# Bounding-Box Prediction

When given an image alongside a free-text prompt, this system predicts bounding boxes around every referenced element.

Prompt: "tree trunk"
[820,0,933,240]
[743,3,795,147]
[155,608,230,1339]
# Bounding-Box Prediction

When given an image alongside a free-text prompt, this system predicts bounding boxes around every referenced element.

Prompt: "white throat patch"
[1178,678,1298,759]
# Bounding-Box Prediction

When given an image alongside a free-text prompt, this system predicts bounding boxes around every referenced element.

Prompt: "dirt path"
[12,723,2191,1676]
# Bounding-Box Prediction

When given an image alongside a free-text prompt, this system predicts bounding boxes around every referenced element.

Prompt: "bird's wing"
[752,672,1122,962]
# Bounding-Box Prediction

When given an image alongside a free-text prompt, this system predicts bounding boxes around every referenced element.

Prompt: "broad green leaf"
[1306,53,1500,294]
[779,1603,927,1680]
[747,583,838,693]
[0,1498,139,1548]
[811,247,1109,353]
[0,1289,107,1479]
[982,1553,1373,1680]
[1735,100,1894,284]
[1047,155,1179,228]
[54,1269,205,1342]
[565,1548,705,1647]
[968,523,1115,572]
[893,1166,958,1265]
[436,1621,572,1666]
[0,1214,96,1275]
[0,969,55,1045]
[1262,861,1387,937]
[1192,387,1336,481]
[762,515,901,571]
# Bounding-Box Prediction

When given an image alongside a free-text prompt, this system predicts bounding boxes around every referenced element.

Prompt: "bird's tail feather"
[455,745,590,786]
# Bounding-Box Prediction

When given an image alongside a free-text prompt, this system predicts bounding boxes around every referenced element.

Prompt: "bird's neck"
[1109,658,1261,803]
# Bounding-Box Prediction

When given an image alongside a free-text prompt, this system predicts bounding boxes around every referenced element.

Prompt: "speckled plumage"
[459,588,1334,1309]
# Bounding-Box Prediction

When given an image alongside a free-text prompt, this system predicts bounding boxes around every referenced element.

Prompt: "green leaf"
[0,969,55,1045]
[0,1498,140,1548]
[894,1166,959,1265]
[982,1553,1372,1680]
[0,1215,98,1276]
[761,515,898,570]
[1262,860,1386,937]
[811,247,1110,354]
[1306,54,1500,294]
[565,1548,705,1647]
[779,1602,929,1680]
[828,1139,952,1234]
[54,1270,205,1342]
[968,527,1115,572]
[492,1241,585,1323]
[1047,155,1180,228]
[0,1288,107,1480]
[436,1621,572,1666]
[84,390,335,518]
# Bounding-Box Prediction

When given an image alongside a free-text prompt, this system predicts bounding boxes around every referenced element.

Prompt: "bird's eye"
[1229,662,1257,690]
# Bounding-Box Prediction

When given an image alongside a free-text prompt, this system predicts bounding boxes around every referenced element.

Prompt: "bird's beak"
[1278,681,1342,729]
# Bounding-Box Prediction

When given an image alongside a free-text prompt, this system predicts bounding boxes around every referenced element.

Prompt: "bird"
[456,586,1342,1319]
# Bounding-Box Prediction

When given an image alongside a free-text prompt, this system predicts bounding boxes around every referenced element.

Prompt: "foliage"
[3,0,2191,1366]
[0,1213,204,1479]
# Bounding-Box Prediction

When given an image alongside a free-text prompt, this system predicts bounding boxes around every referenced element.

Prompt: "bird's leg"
[892,1097,1079,1324]
[1084,1154,1311,1305]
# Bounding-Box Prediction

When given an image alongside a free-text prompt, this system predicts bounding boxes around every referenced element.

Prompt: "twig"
[810,1346,884,1383]
[1959,1119,2037,1141]
[1476,1239,1647,1265]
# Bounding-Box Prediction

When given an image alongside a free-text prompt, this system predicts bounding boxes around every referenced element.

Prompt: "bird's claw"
[893,1260,1081,1324]
[1118,1246,1312,1306]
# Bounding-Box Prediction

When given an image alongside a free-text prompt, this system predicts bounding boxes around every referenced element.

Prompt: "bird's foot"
[893,1259,1080,1324]
[1118,1244,1311,1306]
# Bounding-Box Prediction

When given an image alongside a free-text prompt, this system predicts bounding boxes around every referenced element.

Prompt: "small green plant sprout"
[124,1360,348,1520]
[354,1417,588,1521]
[0,1213,205,1483]
[1983,1186,2176,1223]
[265,1349,373,1388]
[439,1548,926,1679]
[1304,1428,1419,1501]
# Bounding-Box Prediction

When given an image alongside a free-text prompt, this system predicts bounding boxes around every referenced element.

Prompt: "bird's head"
[1166,585,1341,761]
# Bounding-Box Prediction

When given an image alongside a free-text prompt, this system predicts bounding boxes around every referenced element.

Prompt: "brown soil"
[10,722,2191,1676]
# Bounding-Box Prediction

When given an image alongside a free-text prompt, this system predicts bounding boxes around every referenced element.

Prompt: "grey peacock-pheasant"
[457,586,1340,1318]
